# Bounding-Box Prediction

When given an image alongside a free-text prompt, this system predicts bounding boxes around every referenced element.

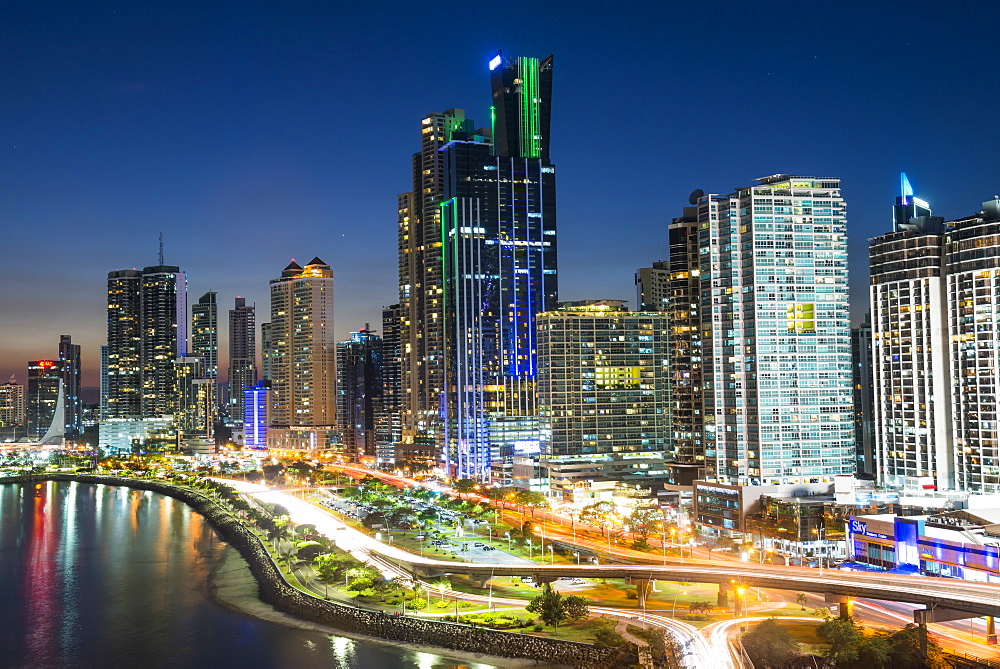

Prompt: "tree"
[579,501,616,537]
[514,490,548,516]
[417,507,439,529]
[741,618,798,669]
[526,583,568,633]
[295,540,324,561]
[817,616,863,665]
[886,624,947,669]
[433,577,451,602]
[453,478,478,499]
[314,552,354,583]
[795,592,809,610]
[564,595,590,623]
[624,506,662,549]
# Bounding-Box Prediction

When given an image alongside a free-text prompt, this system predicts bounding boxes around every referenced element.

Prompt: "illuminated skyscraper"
[228,297,257,424]
[869,174,950,489]
[105,269,142,418]
[336,328,383,461]
[0,375,26,430]
[104,264,187,420]
[944,197,1000,492]
[140,265,187,417]
[675,175,854,485]
[398,52,557,481]
[536,301,669,457]
[58,335,82,440]
[27,360,62,440]
[191,292,218,381]
[267,258,336,447]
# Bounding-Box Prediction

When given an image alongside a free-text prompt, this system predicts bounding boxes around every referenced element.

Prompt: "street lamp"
[672,589,688,617]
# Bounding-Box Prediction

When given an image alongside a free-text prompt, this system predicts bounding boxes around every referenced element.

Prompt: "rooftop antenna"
[158,232,164,265]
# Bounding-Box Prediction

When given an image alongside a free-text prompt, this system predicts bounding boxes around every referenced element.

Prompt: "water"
[0,481,501,668]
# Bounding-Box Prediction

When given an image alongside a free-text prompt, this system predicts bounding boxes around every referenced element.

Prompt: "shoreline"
[209,543,548,668]
[4,476,607,666]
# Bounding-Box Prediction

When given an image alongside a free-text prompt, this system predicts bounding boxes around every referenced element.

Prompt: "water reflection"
[0,482,501,668]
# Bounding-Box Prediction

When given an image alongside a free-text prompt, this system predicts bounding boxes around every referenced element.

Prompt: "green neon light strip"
[518,57,540,158]
[490,105,496,153]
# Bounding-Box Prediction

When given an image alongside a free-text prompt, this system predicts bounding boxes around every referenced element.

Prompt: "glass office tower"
[399,53,557,481]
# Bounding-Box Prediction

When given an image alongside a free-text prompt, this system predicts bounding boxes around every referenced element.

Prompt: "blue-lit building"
[399,52,557,482]
[847,510,1000,582]
[244,383,269,450]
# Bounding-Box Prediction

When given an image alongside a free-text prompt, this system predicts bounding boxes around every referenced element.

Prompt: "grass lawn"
[766,619,827,656]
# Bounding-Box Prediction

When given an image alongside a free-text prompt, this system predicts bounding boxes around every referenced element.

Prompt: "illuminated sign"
[36,361,55,368]
[489,54,502,71]
[850,518,889,540]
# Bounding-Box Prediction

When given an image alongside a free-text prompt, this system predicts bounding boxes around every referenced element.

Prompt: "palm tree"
[434,577,451,602]
[796,593,809,610]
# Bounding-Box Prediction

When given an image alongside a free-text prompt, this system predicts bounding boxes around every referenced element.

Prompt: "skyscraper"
[191,292,218,381]
[58,334,82,440]
[336,328,383,461]
[665,206,703,469]
[0,375,26,430]
[140,265,187,417]
[228,297,257,424]
[267,258,336,448]
[105,269,142,418]
[536,300,669,457]
[851,313,875,477]
[380,304,403,463]
[635,261,670,312]
[398,52,558,481]
[674,175,854,485]
[869,174,950,490]
[945,197,1000,493]
[105,263,187,420]
[27,360,63,440]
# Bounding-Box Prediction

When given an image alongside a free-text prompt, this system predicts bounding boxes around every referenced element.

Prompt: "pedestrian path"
[615,619,653,669]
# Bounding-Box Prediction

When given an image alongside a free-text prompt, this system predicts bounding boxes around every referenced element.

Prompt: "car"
[571,579,587,585]
[483,545,496,551]
[473,542,485,547]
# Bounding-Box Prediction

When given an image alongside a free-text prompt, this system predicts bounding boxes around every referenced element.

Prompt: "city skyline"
[4,2,1000,386]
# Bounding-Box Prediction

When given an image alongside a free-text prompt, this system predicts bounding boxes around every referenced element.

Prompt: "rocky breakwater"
[9,474,630,668]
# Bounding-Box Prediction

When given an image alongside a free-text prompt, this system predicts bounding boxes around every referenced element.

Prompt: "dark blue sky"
[3,1,998,385]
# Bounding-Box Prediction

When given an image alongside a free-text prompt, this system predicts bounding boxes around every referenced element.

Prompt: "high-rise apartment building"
[174,356,215,445]
[58,335,82,440]
[673,175,854,485]
[851,314,875,477]
[267,258,336,439]
[635,261,670,312]
[665,206,703,468]
[105,264,187,421]
[0,375,26,429]
[336,328,383,461]
[945,198,1000,493]
[228,297,257,424]
[27,360,63,440]
[105,269,143,418]
[536,300,670,457]
[869,174,951,490]
[260,322,273,382]
[191,292,218,381]
[140,265,187,417]
[398,52,557,480]
[379,305,403,464]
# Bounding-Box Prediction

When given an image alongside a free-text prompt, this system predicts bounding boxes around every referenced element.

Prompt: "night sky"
[3,1,999,387]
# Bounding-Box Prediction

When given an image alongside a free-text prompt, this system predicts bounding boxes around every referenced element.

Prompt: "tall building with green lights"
[398,52,557,481]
